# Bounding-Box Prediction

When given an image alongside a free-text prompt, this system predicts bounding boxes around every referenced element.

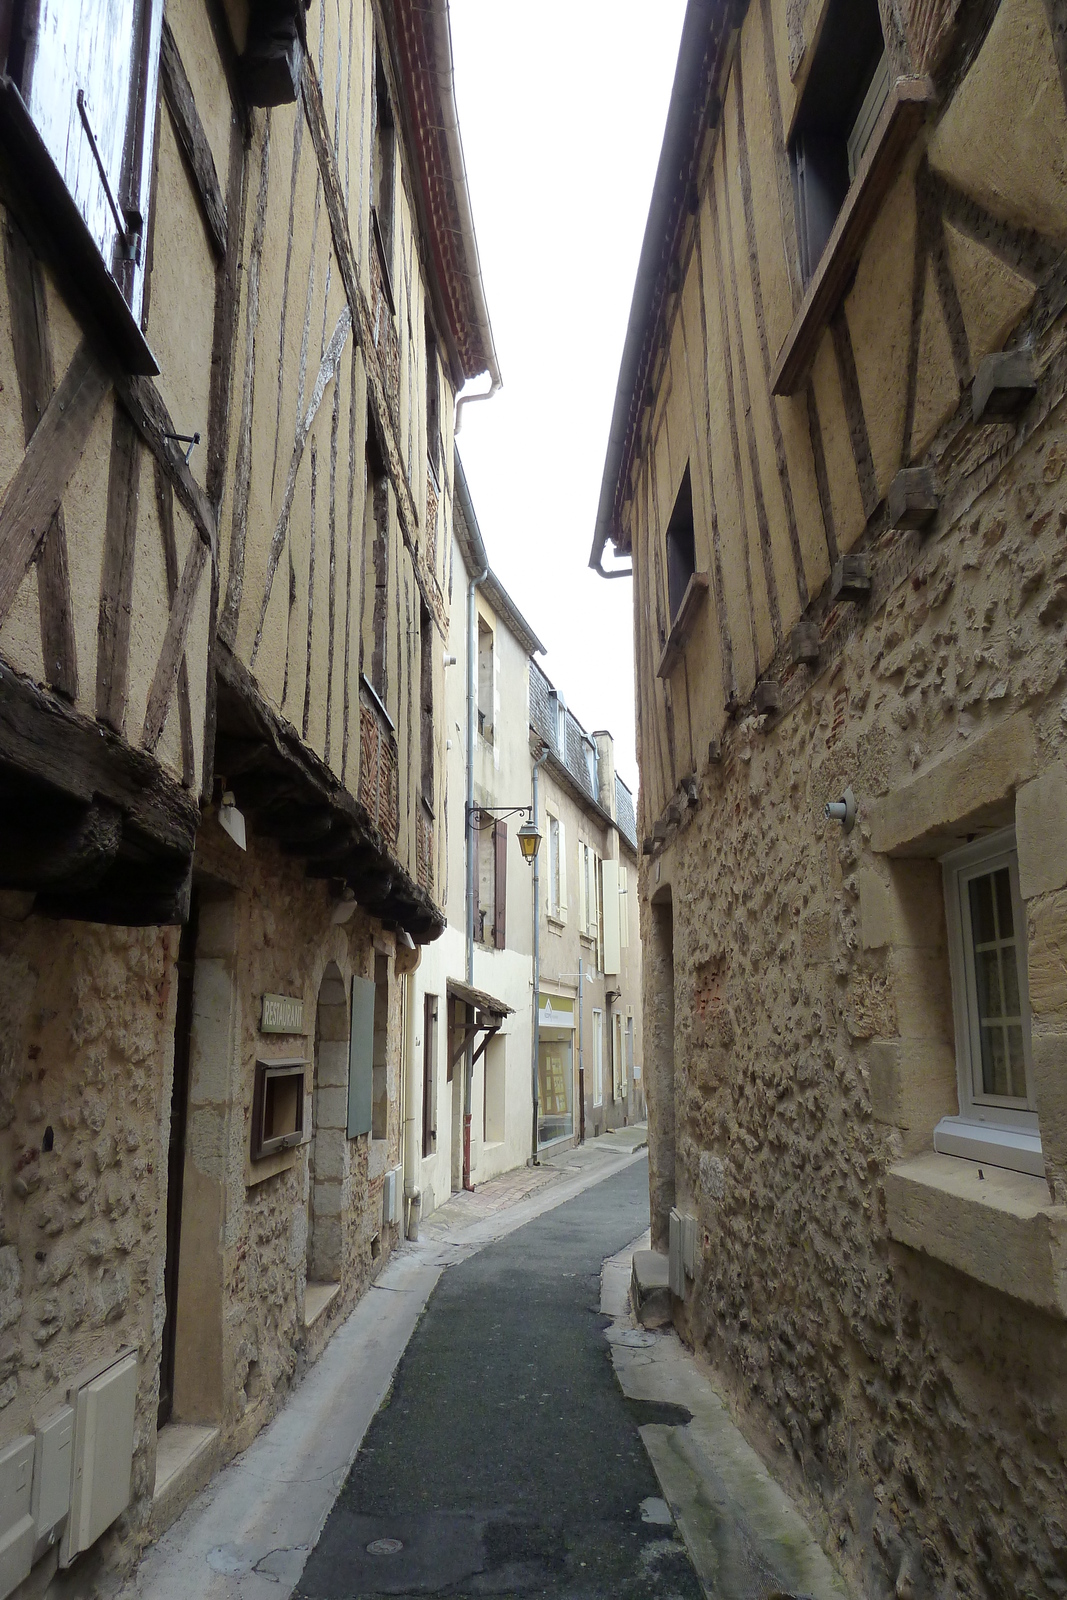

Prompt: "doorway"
[307,963,348,1294]
[159,892,199,1428]
[649,890,676,1251]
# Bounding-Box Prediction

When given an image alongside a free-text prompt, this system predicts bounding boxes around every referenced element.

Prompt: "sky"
[447,2,688,796]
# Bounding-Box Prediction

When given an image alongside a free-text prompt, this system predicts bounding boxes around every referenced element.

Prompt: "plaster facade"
[597,1,1067,1596]
[530,664,644,1148]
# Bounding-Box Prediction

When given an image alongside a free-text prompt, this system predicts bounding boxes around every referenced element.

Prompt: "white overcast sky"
[448,1,687,795]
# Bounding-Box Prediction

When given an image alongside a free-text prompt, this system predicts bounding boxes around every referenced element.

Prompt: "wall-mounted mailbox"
[32,1403,73,1559]
[251,1058,308,1160]
[0,1434,35,1600]
[60,1350,137,1568]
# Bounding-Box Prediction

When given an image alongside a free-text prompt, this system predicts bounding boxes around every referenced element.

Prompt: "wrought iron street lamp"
[468,804,541,866]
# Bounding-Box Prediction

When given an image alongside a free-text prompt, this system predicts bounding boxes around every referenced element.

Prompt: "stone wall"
[0,904,177,1575]
[0,821,405,1589]
[650,402,1067,1600]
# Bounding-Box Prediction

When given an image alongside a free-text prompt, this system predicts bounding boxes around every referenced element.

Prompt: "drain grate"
[365,1537,404,1556]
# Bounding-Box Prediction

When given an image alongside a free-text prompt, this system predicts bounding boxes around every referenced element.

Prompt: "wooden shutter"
[619,865,629,949]
[493,818,507,948]
[558,819,568,918]
[347,974,375,1136]
[577,844,587,932]
[601,859,621,975]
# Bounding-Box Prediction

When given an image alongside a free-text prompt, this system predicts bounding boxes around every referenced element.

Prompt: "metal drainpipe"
[463,563,488,1191]
[577,957,585,1144]
[530,747,549,1165]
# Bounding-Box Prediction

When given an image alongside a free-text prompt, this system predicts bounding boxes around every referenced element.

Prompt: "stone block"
[890,946,953,1042]
[315,1041,349,1091]
[1026,892,1067,1019]
[869,714,1037,855]
[1031,1032,1067,1192]
[888,466,939,530]
[830,552,871,601]
[885,1153,1067,1317]
[972,347,1036,422]
[790,620,820,665]
[1017,763,1067,900]
[860,861,945,951]
[867,1038,957,1142]
[315,1084,349,1133]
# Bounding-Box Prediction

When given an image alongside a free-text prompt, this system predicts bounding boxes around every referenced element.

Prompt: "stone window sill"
[772,76,935,396]
[885,1152,1067,1318]
[546,913,566,932]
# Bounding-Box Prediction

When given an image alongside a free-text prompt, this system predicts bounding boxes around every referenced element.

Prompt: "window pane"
[980,1024,1009,1098]
[968,872,996,945]
[1002,947,1020,1017]
[975,948,1003,1019]
[1006,1025,1027,1098]
[994,866,1014,938]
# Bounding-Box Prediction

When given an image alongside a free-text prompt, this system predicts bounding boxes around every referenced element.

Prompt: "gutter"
[427,2,501,393]
[588,0,728,577]
[463,555,488,1190]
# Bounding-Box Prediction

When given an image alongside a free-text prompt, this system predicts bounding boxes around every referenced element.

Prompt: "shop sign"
[260,993,305,1034]
[538,994,575,1029]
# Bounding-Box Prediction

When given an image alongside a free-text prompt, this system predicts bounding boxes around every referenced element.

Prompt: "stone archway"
[307,962,348,1293]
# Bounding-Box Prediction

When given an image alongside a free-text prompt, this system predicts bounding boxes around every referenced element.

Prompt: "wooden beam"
[36,854,193,927]
[97,406,142,734]
[153,463,196,785]
[113,372,217,554]
[0,800,122,890]
[0,340,110,623]
[159,19,227,259]
[3,221,79,700]
[142,532,209,752]
[0,667,199,858]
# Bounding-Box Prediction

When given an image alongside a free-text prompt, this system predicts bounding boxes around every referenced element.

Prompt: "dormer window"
[790,0,889,284]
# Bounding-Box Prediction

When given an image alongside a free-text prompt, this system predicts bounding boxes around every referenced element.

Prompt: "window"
[364,426,389,702]
[938,830,1041,1175]
[426,319,441,482]
[547,814,562,919]
[477,618,493,742]
[371,954,389,1140]
[7,0,163,321]
[789,0,888,283]
[584,738,598,796]
[371,46,395,280]
[665,466,696,622]
[578,842,600,941]
[592,1009,603,1108]
[626,1014,637,1083]
[475,811,506,949]
[420,603,433,808]
[422,993,437,1158]
[553,692,567,755]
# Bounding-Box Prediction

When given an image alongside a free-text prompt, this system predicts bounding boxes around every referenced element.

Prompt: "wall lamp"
[468,804,542,864]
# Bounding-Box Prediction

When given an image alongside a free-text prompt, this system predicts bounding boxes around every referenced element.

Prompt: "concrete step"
[632,1247,672,1328]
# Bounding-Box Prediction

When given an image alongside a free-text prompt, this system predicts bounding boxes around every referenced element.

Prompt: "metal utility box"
[60,1350,137,1568]
[32,1403,74,1558]
[668,1208,697,1299]
[0,1434,35,1600]
[382,1165,401,1226]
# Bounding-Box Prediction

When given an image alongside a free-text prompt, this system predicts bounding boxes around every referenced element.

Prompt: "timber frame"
[215,646,444,943]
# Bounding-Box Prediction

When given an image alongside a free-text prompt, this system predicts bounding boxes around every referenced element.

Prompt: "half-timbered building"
[593,0,1067,1596]
[0,0,495,1588]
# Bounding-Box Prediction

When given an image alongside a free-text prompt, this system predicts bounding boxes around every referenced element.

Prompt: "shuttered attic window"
[789,0,888,284]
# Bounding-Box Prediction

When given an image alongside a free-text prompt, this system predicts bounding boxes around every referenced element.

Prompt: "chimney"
[592,731,616,821]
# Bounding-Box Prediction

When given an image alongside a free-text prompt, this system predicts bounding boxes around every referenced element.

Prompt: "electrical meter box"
[60,1350,137,1568]
[32,1403,74,1559]
[0,1434,35,1600]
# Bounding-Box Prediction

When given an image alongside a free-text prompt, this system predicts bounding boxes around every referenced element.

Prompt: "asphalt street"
[295,1156,703,1599]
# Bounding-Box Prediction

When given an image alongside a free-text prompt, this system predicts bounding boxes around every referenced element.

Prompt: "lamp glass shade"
[517,817,541,863]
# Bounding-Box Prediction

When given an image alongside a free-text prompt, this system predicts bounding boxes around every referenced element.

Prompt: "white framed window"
[937,828,1042,1176]
[592,1008,603,1107]
[578,842,601,946]
[17,0,163,321]
[547,812,566,921]
[626,1013,638,1082]
[553,691,566,755]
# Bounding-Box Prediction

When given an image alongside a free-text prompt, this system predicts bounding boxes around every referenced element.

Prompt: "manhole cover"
[366,1538,404,1556]
[612,1328,656,1347]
